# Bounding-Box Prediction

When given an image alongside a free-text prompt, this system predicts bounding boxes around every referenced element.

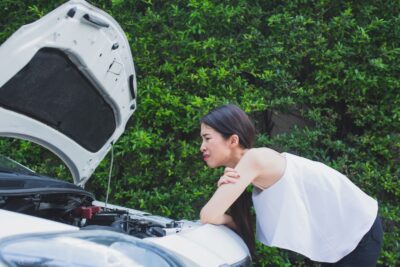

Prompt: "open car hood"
[0,0,137,186]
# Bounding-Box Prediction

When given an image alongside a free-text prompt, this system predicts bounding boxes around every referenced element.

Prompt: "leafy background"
[0,0,399,266]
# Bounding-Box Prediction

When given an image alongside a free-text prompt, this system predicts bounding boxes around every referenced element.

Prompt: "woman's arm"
[203,213,237,230]
[200,149,260,225]
[200,148,285,225]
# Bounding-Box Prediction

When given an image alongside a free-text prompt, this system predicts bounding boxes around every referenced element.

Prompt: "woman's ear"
[229,134,240,147]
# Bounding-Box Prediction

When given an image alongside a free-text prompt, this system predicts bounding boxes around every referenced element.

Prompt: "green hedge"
[0,0,399,266]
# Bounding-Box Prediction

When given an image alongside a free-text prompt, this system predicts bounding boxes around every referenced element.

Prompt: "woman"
[199,104,383,266]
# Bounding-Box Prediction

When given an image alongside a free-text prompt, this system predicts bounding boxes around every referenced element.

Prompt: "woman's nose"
[200,142,206,152]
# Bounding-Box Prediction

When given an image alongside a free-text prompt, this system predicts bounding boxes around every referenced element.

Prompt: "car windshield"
[0,155,36,176]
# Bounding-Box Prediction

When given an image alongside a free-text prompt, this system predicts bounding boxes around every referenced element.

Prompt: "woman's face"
[200,123,232,168]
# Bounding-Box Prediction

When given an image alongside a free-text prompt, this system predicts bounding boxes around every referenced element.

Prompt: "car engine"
[0,191,182,239]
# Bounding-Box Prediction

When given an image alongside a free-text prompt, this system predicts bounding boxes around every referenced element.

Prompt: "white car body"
[0,1,251,266]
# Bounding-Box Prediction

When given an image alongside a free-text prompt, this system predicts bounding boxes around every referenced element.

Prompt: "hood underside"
[0,47,115,152]
[0,0,137,186]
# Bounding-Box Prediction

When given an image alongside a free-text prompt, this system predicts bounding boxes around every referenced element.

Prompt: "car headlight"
[0,230,183,267]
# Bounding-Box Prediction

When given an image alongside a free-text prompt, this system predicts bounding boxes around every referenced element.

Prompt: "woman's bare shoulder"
[246,148,286,186]
[247,147,284,162]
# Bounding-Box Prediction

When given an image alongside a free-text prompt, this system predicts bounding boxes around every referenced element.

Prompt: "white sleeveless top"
[252,152,378,263]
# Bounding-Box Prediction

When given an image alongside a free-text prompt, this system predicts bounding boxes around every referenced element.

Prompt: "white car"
[0,0,251,266]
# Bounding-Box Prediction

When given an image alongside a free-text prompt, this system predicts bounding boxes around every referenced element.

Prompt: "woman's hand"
[217,167,240,187]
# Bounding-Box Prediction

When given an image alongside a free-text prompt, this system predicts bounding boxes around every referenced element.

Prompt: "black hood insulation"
[0,47,116,152]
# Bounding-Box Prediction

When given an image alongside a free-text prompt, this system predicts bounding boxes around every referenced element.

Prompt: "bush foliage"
[0,0,399,266]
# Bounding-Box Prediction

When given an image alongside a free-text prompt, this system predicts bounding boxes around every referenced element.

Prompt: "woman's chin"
[206,161,221,168]
[206,163,214,168]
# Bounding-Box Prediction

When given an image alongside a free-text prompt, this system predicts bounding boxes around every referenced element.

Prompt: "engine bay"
[0,192,183,239]
[0,163,190,241]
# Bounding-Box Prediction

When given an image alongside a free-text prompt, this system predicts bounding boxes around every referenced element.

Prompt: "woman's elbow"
[199,208,215,224]
[199,208,209,224]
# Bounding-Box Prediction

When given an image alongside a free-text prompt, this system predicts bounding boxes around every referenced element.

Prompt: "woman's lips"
[203,155,209,161]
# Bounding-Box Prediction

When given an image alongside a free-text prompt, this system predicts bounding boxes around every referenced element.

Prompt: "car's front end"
[0,1,251,266]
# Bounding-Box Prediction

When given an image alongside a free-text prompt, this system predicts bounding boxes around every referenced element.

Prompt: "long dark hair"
[201,104,256,255]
